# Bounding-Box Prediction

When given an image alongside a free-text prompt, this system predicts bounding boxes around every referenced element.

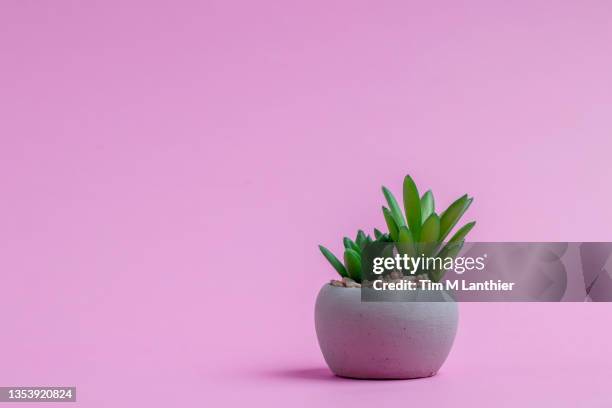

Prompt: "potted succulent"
[316,175,475,379]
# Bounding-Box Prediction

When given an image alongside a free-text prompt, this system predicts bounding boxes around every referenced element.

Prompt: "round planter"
[314,283,458,379]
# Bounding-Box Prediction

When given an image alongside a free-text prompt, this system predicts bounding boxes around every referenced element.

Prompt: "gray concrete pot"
[315,283,458,379]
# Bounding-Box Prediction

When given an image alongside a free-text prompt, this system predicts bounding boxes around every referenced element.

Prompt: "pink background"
[1,1,612,406]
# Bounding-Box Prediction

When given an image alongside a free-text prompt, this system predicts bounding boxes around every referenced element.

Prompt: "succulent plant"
[319,175,475,283]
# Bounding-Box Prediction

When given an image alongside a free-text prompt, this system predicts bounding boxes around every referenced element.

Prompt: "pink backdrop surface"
[1,1,612,406]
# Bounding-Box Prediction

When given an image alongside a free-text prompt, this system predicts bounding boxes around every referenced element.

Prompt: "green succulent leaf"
[420,213,440,243]
[420,190,435,223]
[428,267,444,283]
[382,186,406,227]
[343,237,360,252]
[344,248,362,282]
[447,221,476,245]
[398,226,414,243]
[439,195,472,242]
[356,230,367,249]
[373,228,383,239]
[319,245,348,278]
[428,240,465,282]
[382,206,399,241]
[419,213,440,256]
[403,175,422,240]
[376,233,391,243]
[397,226,416,258]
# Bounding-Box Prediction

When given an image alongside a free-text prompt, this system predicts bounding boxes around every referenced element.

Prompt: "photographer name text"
[373,279,516,291]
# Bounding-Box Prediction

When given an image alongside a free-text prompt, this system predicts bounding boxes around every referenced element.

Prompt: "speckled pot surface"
[315,283,458,379]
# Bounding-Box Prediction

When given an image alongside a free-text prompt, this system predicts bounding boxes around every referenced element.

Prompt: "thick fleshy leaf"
[437,240,464,258]
[343,237,360,252]
[419,213,440,256]
[398,226,414,243]
[398,226,416,259]
[382,186,406,226]
[382,206,399,241]
[356,230,367,248]
[439,195,472,242]
[420,213,440,243]
[420,190,435,223]
[319,245,348,277]
[376,233,391,243]
[403,175,422,240]
[344,248,362,282]
[447,221,476,245]
[428,240,464,282]
[373,228,383,239]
